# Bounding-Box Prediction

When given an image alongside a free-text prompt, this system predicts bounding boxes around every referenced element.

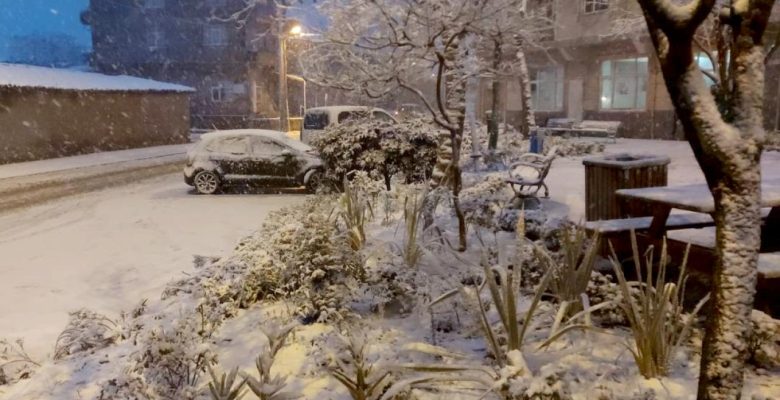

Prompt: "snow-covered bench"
[544,119,621,143]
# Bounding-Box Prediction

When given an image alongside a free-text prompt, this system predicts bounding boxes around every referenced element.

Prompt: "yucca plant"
[534,227,600,334]
[338,177,373,251]
[207,364,247,400]
[330,334,392,400]
[399,192,426,268]
[244,323,299,400]
[609,232,710,378]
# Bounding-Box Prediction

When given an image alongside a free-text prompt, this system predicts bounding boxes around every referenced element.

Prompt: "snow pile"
[0,63,194,93]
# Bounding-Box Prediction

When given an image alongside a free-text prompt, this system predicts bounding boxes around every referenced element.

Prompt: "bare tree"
[635,0,775,398]
[303,0,549,250]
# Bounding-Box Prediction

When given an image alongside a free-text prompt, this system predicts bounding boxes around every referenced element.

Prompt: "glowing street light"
[289,24,303,37]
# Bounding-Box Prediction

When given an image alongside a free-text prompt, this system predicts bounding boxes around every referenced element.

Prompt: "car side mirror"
[280,149,293,157]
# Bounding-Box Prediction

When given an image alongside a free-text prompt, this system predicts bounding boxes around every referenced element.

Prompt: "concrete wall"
[0,87,190,164]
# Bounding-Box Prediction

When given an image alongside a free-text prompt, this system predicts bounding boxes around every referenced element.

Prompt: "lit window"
[530,66,564,111]
[147,27,164,50]
[204,26,228,47]
[600,57,648,110]
[584,0,609,13]
[695,52,716,87]
[211,86,226,102]
[144,0,164,9]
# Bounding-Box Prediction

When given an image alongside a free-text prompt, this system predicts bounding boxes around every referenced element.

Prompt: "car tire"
[304,170,323,194]
[194,171,221,194]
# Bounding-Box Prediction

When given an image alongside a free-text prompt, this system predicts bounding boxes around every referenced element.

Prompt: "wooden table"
[616,178,780,241]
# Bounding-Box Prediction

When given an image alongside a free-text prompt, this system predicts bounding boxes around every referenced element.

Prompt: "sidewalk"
[0,144,192,212]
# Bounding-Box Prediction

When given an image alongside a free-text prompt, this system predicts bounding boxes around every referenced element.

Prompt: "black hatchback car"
[184,130,324,194]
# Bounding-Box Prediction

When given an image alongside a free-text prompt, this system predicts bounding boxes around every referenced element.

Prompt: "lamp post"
[286,74,306,116]
[277,19,302,133]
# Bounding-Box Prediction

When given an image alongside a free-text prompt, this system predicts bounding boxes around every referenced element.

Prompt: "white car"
[300,106,396,144]
[184,129,324,194]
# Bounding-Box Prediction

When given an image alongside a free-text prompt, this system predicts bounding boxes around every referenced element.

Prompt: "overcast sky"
[0,0,91,61]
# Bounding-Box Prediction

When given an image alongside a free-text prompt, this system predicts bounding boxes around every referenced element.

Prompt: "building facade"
[82,0,288,129]
[0,63,192,164]
[485,0,780,139]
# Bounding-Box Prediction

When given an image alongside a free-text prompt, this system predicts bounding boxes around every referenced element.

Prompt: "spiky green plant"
[338,177,372,250]
[399,192,425,268]
[207,364,247,400]
[244,323,299,400]
[330,334,392,400]
[609,232,710,378]
[534,227,600,334]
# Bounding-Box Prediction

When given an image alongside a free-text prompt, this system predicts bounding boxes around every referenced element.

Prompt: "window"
[304,111,329,130]
[530,66,564,111]
[338,111,370,123]
[600,57,648,110]
[251,138,286,156]
[695,52,716,87]
[372,111,394,122]
[144,0,164,9]
[211,86,226,102]
[204,25,228,47]
[208,137,248,154]
[584,0,608,13]
[147,27,164,50]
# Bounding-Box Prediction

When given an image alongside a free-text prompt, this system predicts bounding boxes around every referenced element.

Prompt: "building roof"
[0,63,195,93]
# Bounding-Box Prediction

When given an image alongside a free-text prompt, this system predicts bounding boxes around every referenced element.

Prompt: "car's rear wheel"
[305,170,323,193]
[194,171,220,194]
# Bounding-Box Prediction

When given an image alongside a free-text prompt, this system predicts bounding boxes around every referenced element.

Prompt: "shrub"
[53,309,120,360]
[609,234,709,378]
[460,174,513,230]
[312,116,437,190]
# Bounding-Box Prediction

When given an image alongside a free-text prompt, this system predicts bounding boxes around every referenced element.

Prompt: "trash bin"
[583,153,670,221]
[529,127,545,154]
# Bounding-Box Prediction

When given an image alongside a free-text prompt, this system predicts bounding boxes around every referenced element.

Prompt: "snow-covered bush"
[311,116,438,189]
[130,316,213,399]
[748,310,780,368]
[0,339,38,386]
[460,174,513,229]
[97,369,155,400]
[53,309,120,360]
[542,136,604,157]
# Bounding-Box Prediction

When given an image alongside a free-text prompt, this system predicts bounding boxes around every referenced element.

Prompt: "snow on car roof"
[0,63,195,93]
[200,129,313,151]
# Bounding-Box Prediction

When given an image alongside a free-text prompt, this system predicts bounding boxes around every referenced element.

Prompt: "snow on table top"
[616,178,780,213]
[0,144,191,180]
[0,63,194,93]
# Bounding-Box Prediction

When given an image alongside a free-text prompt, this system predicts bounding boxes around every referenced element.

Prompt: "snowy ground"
[0,173,303,357]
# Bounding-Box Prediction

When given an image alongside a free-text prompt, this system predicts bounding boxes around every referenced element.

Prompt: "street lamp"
[278,21,303,133]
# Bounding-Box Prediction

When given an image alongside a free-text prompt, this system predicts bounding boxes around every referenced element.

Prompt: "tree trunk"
[488,41,502,151]
[698,173,762,400]
[515,39,535,138]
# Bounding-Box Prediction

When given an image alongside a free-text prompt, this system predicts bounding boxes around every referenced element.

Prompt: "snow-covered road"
[0,173,304,357]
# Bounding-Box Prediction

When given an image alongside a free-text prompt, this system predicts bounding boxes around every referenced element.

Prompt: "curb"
[0,156,185,214]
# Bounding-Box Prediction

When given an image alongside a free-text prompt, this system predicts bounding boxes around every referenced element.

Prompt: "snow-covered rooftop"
[0,63,195,93]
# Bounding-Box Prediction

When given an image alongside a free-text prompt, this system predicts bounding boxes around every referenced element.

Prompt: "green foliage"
[329,334,392,400]
[398,191,426,268]
[609,232,709,378]
[245,324,299,400]
[312,116,437,189]
[207,364,247,400]
[338,177,373,251]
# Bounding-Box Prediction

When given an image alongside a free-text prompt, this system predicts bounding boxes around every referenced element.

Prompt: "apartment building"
[488,0,780,139]
[82,0,288,129]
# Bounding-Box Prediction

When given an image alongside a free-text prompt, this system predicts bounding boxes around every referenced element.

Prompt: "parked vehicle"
[184,129,324,194]
[300,106,396,144]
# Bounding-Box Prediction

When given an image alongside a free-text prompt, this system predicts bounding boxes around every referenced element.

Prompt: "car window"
[372,111,394,121]
[208,136,248,155]
[338,110,370,123]
[251,138,286,156]
[304,112,329,130]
